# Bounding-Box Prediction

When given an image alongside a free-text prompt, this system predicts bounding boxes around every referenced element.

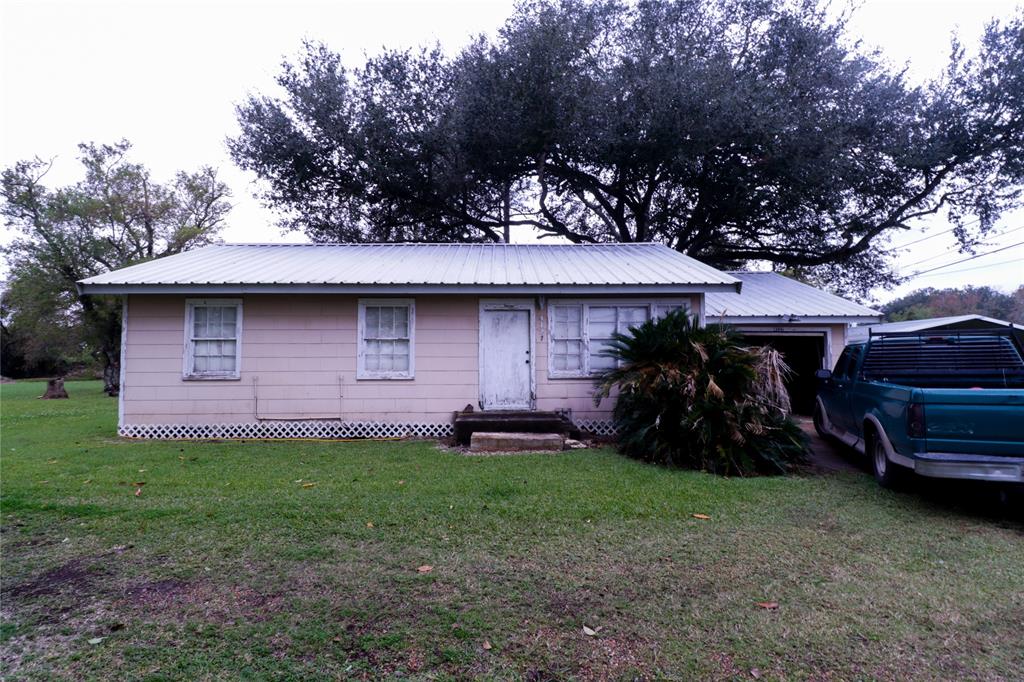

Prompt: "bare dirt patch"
[5,556,107,602]
[122,577,285,624]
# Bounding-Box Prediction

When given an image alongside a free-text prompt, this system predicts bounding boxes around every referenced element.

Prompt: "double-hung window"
[548,300,690,377]
[358,299,415,379]
[184,299,242,379]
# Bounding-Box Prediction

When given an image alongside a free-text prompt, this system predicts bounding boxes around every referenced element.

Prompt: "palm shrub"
[593,310,808,475]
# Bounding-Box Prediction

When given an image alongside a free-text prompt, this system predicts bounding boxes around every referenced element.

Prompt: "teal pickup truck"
[814,326,1024,488]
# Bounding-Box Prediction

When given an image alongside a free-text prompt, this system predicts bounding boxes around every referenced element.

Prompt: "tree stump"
[40,378,69,399]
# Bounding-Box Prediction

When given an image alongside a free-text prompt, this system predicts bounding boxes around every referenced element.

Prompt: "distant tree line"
[881,285,1024,323]
[231,0,1024,296]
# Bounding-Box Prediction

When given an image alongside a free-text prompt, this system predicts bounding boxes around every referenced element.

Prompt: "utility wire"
[908,239,1024,277]
[888,216,982,251]
[900,224,1024,269]
[912,255,1024,277]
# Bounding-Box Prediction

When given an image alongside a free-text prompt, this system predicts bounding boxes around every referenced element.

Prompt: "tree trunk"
[101,347,120,397]
[40,378,69,399]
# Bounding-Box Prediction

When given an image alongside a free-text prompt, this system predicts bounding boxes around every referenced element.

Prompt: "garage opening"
[739,333,826,415]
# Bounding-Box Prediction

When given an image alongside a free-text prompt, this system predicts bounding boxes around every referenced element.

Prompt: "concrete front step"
[469,431,566,452]
[453,410,580,445]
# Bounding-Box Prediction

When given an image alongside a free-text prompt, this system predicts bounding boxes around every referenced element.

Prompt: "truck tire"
[813,402,828,438]
[866,427,906,489]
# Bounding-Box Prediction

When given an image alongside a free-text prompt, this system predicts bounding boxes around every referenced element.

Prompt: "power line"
[912,255,1024,277]
[900,224,1024,269]
[888,216,982,251]
[908,239,1024,277]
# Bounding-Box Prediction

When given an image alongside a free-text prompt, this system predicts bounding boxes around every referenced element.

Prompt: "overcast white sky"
[2,0,1021,304]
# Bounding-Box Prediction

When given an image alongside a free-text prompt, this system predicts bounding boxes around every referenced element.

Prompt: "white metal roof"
[705,272,881,323]
[846,314,1013,343]
[77,242,741,295]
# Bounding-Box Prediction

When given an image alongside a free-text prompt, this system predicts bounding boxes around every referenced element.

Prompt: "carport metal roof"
[705,272,881,324]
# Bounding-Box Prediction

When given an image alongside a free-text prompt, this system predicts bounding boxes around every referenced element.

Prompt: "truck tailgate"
[919,389,1024,456]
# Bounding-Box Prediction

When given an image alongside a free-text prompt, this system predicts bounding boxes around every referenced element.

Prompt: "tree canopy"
[881,285,1024,323]
[231,0,1024,295]
[1,140,231,391]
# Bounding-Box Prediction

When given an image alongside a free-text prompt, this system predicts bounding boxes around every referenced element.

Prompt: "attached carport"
[705,272,881,415]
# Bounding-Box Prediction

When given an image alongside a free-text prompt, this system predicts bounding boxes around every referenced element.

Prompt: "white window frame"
[357,298,416,380]
[547,303,587,379]
[547,298,691,378]
[183,298,243,380]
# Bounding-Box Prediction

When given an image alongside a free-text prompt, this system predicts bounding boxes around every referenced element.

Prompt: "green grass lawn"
[1,380,1022,680]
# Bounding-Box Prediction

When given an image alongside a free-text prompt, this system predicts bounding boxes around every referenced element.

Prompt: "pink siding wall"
[122,293,701,426]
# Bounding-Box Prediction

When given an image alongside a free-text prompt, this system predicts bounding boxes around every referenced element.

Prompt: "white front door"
[480,306,532,410]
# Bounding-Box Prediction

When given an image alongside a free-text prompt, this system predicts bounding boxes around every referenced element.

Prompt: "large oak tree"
[230,0,1024,295]
[1,141,231,394]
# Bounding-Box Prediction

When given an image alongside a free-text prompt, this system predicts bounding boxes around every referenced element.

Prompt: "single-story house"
[846,314,1016,344]
[705,272,881,413]
[77,243,877,438]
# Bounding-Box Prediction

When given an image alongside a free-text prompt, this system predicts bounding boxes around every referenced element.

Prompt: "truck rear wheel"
[868,429,905,489]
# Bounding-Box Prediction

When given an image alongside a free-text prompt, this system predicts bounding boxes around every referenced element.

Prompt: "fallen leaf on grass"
[750,668,762,679]
[755,601,779,610]
[582,625,602,637]
[416,565,433,574]
[138,469,146,473]
[302,482,317,488]
[482,639,492,650]
[692,513,711,520]
[47,459,57,464]
[293,479,303,483]
[83,479,92,484]
[134,488,142,497]
[397,480,406,486]
[87,637,104,645]
[133,481,146,486]
[366,521,374,528]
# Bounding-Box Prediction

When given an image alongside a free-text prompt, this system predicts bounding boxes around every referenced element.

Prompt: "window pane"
[220,307,237,337]
[618,306,647,333]
[589,318,616,340]
[220,341,237,370]
[552,306,581,340]
[207,307,221,337]
[366,306,380,337]
[654,305,684,320]
[193,307,207,337]
[393,307,409,338]
[393,353,409,372]
[590,339,617,371]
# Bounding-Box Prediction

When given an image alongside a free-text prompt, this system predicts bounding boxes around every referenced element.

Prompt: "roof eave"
[77,282,741,296]
[707,314,883,324]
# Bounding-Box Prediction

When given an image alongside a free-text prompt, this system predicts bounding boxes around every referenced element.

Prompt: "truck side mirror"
[814,369,832,380]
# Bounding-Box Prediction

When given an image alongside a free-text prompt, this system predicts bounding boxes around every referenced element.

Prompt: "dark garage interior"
[741,333,826,415]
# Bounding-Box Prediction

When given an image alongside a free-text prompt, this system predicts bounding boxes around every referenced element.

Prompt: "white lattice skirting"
[119,420,454,440]
[119,418,619,441]
[575,419,619,437]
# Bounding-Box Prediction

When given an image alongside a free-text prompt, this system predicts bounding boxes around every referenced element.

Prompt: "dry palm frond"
[752,346,792,415]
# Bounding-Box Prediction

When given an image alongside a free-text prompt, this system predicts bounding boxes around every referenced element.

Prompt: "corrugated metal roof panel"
[846,314,1013,343]
[706,272,880,321]
[78,242,740,293]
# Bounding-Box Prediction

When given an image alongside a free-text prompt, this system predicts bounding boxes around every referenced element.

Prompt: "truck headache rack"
[863,325,1024,380]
